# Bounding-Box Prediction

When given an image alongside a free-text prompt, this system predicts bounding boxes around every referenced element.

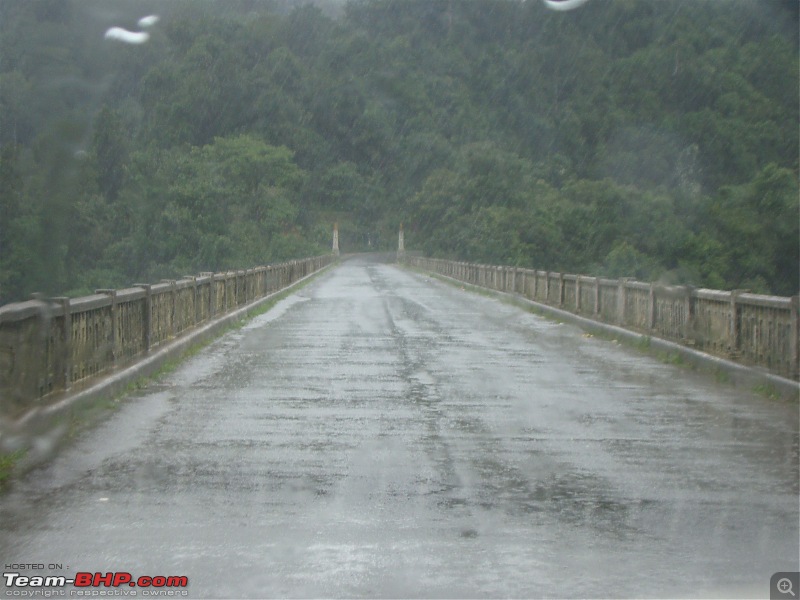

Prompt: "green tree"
[91,106,128,202]
[710,164,799,294]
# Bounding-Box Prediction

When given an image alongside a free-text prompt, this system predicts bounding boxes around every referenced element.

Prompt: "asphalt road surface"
[1,256,798,598]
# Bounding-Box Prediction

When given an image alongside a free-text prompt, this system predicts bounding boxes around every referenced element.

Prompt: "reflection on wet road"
[1,257,798,598]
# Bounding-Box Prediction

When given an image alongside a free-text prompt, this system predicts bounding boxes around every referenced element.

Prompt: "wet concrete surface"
[1,257,798,598]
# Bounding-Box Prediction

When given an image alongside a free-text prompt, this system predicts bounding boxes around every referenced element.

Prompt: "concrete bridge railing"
[402,256,799,382]
[0,255,335,419]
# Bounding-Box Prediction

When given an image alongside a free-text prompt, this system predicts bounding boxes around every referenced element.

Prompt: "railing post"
[729,289,744,357]
[617,278,629,326]
[575,276,582,312]
[54,297,71,391]
[685,286,696,343]
[27,293,49,398]
[558,273,565,307]
[193,276,200,324]
[332,222,340,256]
[544,271,550,303]
[161,280,176,338]
[594,277,601,317]
[648,283,656,330]
[791,295,799,379]
[95,289,117,362]
[183,276,198,326]
[200,273,214,320]
[135,284,152,352]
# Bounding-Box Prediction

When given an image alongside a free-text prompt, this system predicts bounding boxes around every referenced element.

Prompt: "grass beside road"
[0,450,24,489]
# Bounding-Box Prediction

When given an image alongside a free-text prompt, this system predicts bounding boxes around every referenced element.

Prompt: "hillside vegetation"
[1,0,797,303]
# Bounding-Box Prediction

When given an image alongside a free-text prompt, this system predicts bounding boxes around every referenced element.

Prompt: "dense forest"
[0,0,797,303]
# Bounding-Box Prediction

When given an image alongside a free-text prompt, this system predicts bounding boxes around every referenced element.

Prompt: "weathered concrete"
[423,269,800,402]
[1,257,797,598]
[0,256,334,420]
[332,223,340,256]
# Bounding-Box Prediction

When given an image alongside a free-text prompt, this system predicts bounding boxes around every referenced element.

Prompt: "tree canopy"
[1,0,797,302]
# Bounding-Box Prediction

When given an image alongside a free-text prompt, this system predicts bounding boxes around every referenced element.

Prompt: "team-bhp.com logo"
[4,572,189,596]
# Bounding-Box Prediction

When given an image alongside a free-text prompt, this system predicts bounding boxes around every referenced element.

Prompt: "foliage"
[0,0,797,303]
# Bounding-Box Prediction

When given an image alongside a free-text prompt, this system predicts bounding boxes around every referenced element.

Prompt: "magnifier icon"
[777,578,796,597]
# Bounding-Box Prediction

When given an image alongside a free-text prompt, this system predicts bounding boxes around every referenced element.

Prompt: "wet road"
[1,257,798,598]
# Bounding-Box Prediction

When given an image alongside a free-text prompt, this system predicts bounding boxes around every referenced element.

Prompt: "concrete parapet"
[0,255,336,422]
[400,255,800,383]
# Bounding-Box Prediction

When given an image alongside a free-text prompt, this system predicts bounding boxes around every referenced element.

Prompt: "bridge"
[0,243,798,597]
